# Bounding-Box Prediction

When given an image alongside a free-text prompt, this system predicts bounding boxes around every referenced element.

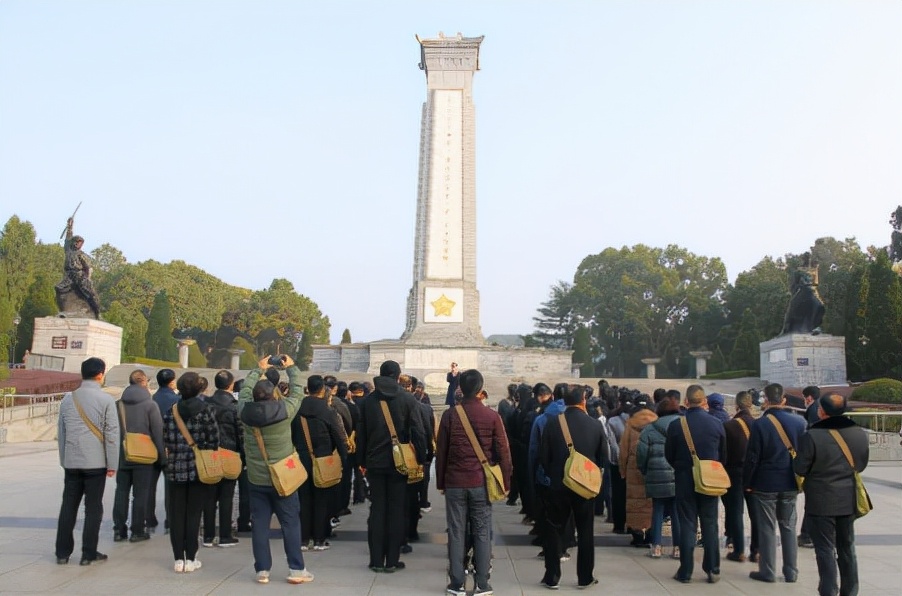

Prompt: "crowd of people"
[54,356,869,596]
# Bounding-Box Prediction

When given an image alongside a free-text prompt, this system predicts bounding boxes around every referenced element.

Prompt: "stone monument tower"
[401,33,485,347]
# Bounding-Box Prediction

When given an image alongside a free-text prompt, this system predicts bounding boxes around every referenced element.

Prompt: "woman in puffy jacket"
[162,372,219,573]
[637,396,682,559]
[619,394,657,547]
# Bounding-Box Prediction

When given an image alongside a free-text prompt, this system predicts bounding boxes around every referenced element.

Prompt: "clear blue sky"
[2,1,900,343]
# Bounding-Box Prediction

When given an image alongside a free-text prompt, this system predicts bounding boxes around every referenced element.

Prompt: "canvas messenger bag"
[680,416,730,497]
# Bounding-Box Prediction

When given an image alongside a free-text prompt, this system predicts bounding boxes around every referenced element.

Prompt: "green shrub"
[187,343,206,368]
[850,378,902,404]
[131,356,182,368]
[701,370,758,380]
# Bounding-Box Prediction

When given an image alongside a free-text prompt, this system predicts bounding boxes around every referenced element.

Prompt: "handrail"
[0,393,67,426]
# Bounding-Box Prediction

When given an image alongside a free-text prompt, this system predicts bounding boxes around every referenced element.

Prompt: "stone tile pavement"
[0,441,899,595]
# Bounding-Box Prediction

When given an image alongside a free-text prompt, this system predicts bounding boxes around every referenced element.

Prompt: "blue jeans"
[650,496,680,547]
[752,491,799,581]
[249,483,304,572]
[445,487,492,589]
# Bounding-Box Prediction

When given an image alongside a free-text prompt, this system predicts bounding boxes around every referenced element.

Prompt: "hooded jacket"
[637,413,680,498]
[356,376,426,473]
[162,395,219,483]
[207,389,242,453]
[620,408,658,530]
[117,383,164,468]
[292,395,348,471]
[528,398,566,487]
[238,366,304,487]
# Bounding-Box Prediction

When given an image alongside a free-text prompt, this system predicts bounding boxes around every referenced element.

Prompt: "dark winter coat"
[743,407,806,493]
[539,406,606,494]
[162,396,219,483]
[436,397,512,491]
[637,413,679,498]
[620,408,657,530]
[723,409,756,471]
[206,389,242,453]
[665,406,726,472]
[356,376,426,473]
[794,415,869,517]
[292,395,348,471]
[117,383,164,469]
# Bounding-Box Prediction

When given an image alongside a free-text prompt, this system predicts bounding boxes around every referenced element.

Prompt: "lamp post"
[10,313,21,366]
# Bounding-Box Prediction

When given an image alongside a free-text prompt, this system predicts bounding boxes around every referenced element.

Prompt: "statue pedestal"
[759,334,846,388]
[29,317,122,374]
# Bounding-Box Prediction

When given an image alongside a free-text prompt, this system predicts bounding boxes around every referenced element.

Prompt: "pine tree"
[16,274,57,362]
[572,326,594,377]
[297,331,313,371]
[145,290,177,361]
[340,328,352,344]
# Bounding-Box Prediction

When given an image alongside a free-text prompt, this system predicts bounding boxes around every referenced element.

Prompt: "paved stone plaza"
[0,441,899,595]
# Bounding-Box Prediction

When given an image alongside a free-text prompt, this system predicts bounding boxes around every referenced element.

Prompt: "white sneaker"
[256,570,270,584]
[287,568,314,584]
[173,560,185,573]
[184,559,201,572]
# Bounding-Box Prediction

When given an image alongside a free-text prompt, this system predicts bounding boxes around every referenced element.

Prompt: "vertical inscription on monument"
[425,89,464,280]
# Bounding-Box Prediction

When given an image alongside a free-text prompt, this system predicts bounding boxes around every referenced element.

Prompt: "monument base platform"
[759,333,846,388]
[29,317,122,374]
[312,341,573,396]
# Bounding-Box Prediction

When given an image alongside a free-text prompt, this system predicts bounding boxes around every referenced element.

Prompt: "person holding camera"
[238,355,311,585]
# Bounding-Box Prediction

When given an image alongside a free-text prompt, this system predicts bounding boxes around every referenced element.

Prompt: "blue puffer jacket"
[637,413,680,498]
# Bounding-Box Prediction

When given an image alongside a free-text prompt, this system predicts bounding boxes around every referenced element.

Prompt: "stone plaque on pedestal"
[30,317,122,374]
[759,334,846,388]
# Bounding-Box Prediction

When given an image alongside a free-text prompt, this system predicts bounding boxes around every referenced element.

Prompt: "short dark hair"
[533,383,552,398]
[379,360,401,379]
[80,357,106,380]
[552,383,570,401]
[214,370,234,390]
[156,368,176,387]
[819,392,847,417]
[735,391,753,410]
[656,396,681,416]
[686,384,706,406]
[253,379,276,402]
[323,375,338,388]
[459,369,484,398]
[264,368,280,386]
[128,369,147,385]
[232,379,244,393]
[336,380,348,398]
[306,375,325,395]
[763,383,784,405]
[176,371,205,399]
[348,381,363,393]
[666,389,681,401]
[564,385,586,406]
[802,385,821,399]
[653,388,667,404]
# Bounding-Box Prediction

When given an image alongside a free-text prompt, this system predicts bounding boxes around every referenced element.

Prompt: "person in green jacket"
[238,355,311,585]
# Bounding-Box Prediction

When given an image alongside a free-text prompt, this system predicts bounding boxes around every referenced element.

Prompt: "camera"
[268,355,286,367]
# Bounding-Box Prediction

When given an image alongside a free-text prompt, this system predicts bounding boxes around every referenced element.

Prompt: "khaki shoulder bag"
[172,405,223,485]
[252,426,307,496]
[455,405,506,502]
[300,417,342,488]
[118,401,158,465]
[828,429,873,518]
[680,416,730,496]
[767,414,804,492]
[558,413,603,499]
[379,400,422,484]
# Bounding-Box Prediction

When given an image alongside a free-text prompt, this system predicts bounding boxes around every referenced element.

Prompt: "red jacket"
[436,398,512,491]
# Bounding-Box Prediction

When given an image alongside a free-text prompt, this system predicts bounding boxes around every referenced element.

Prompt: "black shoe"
[749,571,775,583]
[726,552,746,562]
[707,572,720,584]
[531,537,542,547]
[400,544,413,554]
[577,578,599,589]
[56,557,69,565]
[383,562,405,573]
[673,573,691,584]
[612,527,627,534]
[369,565,385,573]
[129,533,151,543]
[113,534,127,542]
[80,553,108,566]
[540,578,559,590]
[218,537,239,547]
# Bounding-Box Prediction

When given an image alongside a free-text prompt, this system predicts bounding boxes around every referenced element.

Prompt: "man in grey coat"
[794,393,869,596]
[55,357,119,566]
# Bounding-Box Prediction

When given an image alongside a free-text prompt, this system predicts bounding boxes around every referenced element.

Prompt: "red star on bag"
[286,459,296,469]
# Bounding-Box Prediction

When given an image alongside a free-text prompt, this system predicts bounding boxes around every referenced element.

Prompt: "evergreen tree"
[16,274,57,362]
[854,251,902,379]
[730,309,761,373]
[890,206,902,263]
[145,290,177,361]
[297,331,313,371]
[104,301,147,360]
[340,328,352,344]
[572,326,594,377]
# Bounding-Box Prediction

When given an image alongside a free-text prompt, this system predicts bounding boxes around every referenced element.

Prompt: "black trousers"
[513,449,534,518]
[352,459,368,504]
[675,471,720,580]
[298,476,335,544]
[808,514,858,596]
[55,468,107,560]
[419,461,432,506]
[722,468,759,556]
[339,452,355,511]
[168,480,211,561]
[366,470,407,568]
[112,465,153,537]
[147,464,170,529]
[405,481,421,541]
[202,478,236,541]
[543,488,595,586]
[609,464,627,532]
[236,468,251,530]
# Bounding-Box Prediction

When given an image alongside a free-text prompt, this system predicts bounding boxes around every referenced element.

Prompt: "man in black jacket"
[721,391,758,563]
[794,393,869,596]
[202,370,242,548]
[539,385,607,589]
[665,385,726,584]
[356,360,426,572]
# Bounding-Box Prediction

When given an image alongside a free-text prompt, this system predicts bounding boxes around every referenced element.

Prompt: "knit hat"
[707,393,725,409]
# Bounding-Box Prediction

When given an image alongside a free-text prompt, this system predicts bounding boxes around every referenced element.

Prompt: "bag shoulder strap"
[252,427,270,462]
[171,404,196,448]
[736,418,750,440]
[558,413,574,449]
[73,392,103,442]
[117,400,128,434]
[828,429,856,469]
[680,416,697,456]
[455,405,488,464]
[767,413,796,457]
[378,400,399,443]
[299,417,315,455]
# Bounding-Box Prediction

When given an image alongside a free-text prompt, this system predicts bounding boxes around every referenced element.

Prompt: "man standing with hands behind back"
[55,357,119,566]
